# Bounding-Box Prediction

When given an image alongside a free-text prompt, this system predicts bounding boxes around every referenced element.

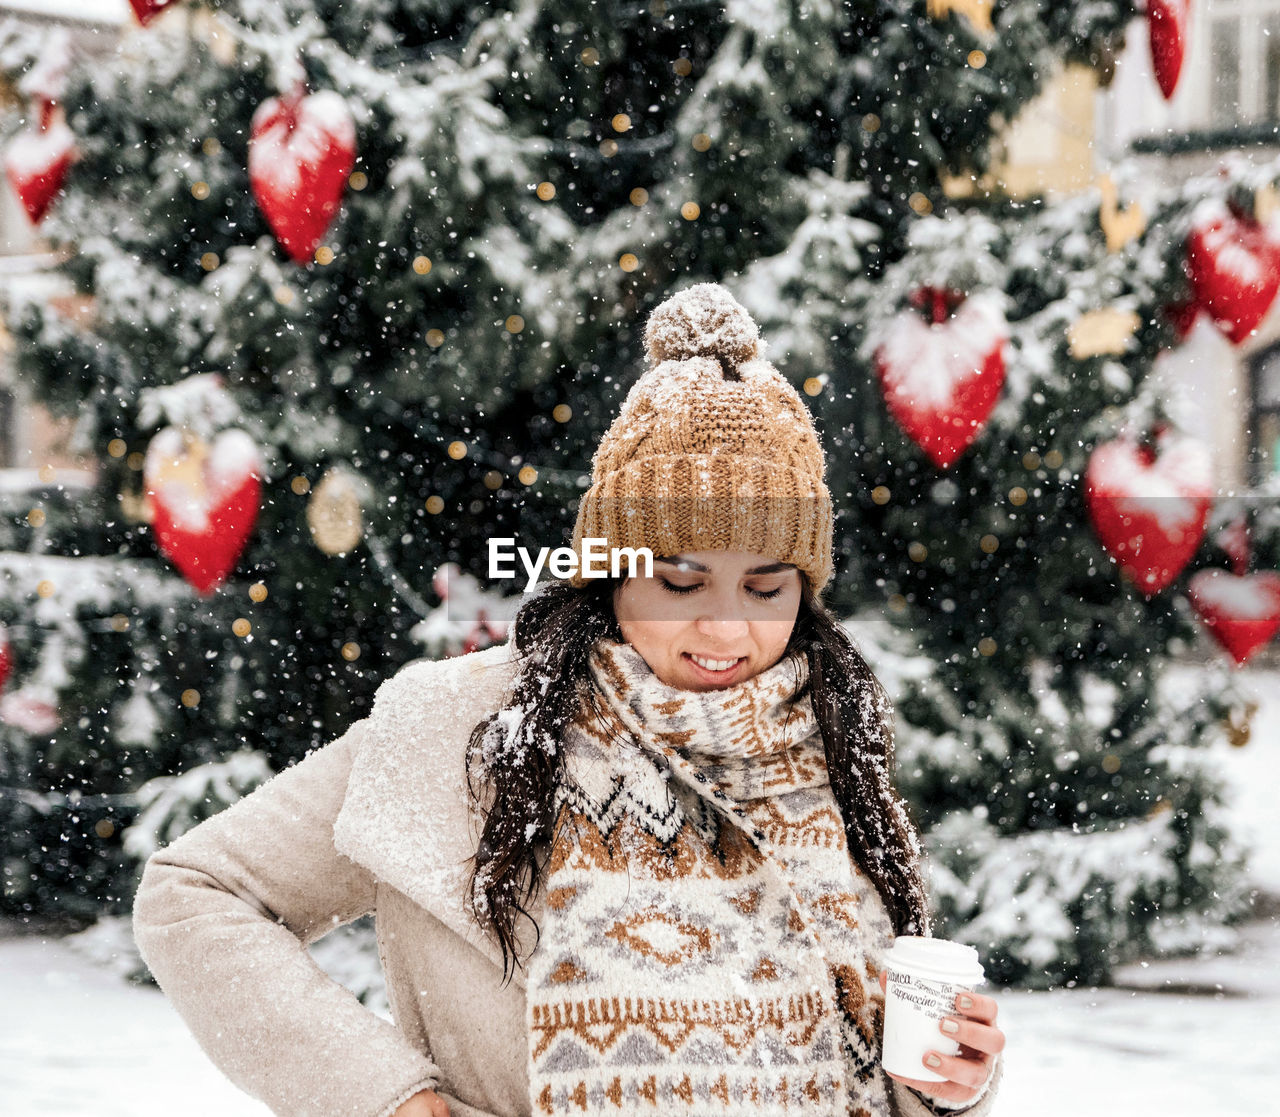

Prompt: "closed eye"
[659,579,784,601]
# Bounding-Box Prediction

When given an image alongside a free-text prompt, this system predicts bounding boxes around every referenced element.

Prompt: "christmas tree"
[0,1,1274,988]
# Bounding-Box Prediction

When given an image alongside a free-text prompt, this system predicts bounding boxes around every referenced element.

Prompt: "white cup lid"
[885,935,983,980]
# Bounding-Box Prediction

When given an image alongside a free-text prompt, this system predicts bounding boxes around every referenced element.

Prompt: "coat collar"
[332,639,538,987]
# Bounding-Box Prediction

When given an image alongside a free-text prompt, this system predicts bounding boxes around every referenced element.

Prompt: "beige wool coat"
[132,639,1003,1117]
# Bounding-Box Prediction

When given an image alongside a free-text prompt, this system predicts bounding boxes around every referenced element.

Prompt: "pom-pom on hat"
[568,282,835,594]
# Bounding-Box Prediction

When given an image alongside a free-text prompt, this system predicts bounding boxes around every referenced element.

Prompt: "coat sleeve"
[131,716,442,1117]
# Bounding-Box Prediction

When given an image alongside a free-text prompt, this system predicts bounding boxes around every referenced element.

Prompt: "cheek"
[616,579,694,629]
[756,596,801,653]
[614,588,674,653]
[615,582,651,631]
[763,625,794,657]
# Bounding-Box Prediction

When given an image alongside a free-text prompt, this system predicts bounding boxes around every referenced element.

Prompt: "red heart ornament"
[129,0,178,25]
[249,86,356,264]
[0,688,61,735]
[1185,210,1280,345]
[1188,569,1280,665]
[144,427,263,595]
[874,292,1008,469]
[0,627,12,696]
[1148,0,1191,100]
[3,101,75,226]
[1084,431,1213,597]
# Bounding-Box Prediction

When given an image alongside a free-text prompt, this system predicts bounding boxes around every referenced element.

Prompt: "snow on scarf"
[526,636,899,1117]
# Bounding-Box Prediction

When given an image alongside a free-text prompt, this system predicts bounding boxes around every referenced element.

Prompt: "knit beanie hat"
[567,282,835,594]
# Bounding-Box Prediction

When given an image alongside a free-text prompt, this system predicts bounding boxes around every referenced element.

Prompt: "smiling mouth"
[684,652,746,675]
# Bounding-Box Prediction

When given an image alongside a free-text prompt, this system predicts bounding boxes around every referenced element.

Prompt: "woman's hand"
[393,1089,451,1117]
[877,969,1004,1108]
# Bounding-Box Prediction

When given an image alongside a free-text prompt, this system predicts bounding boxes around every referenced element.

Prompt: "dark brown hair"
[463,573,931,984]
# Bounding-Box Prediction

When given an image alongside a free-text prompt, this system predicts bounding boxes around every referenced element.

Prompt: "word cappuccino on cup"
[881,935,986,1082]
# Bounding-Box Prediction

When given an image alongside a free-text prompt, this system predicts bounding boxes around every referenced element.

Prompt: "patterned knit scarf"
[526,636,898,1117]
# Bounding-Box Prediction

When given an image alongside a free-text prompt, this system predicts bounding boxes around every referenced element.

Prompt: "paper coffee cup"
[881,935,985,1082]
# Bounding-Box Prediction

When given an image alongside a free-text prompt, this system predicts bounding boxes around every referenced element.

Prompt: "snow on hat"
[568,281,835,594]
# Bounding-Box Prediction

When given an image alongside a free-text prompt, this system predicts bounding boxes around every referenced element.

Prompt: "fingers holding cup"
[927,1047,992,1090]
[883,1062,988,1106]
[954,986,998,1023]
[942,1005,1005,1058]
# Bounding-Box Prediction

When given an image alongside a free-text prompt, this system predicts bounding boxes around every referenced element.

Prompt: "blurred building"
[944,4,1280,491]
[1102,0,1280,491]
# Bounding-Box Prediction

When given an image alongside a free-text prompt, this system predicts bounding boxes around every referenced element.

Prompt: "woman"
[133,283,1004,1117]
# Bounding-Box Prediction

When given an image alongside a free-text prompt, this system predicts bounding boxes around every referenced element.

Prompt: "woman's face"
[612,549,803,691]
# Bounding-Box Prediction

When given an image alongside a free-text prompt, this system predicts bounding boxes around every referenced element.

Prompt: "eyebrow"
[654,555,796,575]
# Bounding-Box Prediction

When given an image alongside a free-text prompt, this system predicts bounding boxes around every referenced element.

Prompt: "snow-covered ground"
[0,928,273,1117]
[2,663,1278,1117]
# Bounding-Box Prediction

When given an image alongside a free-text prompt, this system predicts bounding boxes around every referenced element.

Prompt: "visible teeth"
[690,654,739,672]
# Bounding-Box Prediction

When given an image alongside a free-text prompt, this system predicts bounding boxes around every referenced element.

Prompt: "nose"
[694,615,749,643]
